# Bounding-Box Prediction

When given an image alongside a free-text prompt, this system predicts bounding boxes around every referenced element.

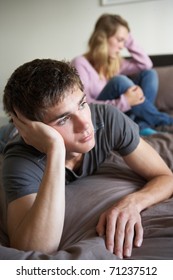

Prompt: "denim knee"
[109,75,134,92]
[139,69,159,88]
[133,69,158,102]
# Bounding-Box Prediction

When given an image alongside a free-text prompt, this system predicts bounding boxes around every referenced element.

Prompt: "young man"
[2,59,173,259]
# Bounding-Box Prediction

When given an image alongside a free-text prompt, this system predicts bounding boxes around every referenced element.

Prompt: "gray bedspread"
[0,132,173,260]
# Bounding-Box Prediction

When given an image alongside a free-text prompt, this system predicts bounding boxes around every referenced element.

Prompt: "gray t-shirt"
[2,104,140,203]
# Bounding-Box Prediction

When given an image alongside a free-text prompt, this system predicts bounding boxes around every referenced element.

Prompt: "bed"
[0,55,173,260]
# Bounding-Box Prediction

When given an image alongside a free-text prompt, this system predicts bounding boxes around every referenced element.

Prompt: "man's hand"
[96,196,143,259]
[11,110,65,154]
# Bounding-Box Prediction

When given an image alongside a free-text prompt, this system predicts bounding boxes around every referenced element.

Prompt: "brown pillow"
[155,66,173,113]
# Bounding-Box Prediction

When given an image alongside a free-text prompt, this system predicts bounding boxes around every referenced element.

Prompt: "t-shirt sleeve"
[111,108,140,156]
[2,153,44,203]
[91,104,140,157]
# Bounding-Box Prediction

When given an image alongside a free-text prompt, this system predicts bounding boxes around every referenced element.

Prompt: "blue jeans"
[97,70,173,129]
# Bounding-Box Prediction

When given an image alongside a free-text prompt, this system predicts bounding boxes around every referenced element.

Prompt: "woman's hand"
[124,85,145,106]
[11,110,65,154]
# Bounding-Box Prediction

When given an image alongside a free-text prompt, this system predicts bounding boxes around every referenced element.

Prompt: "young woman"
[71,14,173,135]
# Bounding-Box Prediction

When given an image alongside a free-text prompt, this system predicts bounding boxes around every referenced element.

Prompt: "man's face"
[43,87,95,156]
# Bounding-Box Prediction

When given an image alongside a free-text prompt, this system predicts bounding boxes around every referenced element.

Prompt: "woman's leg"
[97,75,133,100]
[132,69,158,103]
[97,73,173,130]
[132,99,173,128]
[131,69,173,128]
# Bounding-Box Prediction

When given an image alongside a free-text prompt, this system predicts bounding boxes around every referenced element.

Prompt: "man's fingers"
[105,212,117,253]
[134,221,143,247]
[13,109,29,123]
[10,112,25,132]
[114,213,127,259]
[97,211,117,254]
[123,220,135,257]
[97,205,143,259]
[96,213,106,237]
[123,220,143,258]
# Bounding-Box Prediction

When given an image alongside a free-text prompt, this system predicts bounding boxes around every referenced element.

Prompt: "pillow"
[155,66,173,113]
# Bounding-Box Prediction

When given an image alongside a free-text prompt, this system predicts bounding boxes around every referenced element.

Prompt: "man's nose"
[74,115,89,133]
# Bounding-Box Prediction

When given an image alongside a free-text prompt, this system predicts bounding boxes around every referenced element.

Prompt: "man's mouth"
[80,131,93,143]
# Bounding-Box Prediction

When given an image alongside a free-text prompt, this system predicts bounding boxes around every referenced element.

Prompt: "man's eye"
[57,116,70,126]
[79,101,87,110]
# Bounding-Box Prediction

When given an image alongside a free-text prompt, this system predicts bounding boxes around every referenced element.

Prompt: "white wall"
[0,0,173,117]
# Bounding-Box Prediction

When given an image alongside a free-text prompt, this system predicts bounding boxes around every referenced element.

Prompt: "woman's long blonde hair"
[86,14,130,80]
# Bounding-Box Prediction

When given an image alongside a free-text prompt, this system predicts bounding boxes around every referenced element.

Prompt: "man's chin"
[80,140,95,153]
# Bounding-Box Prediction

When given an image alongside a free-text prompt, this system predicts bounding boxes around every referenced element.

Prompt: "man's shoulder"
[89,103,126,132]
[3,133,44,163]
[89,103,122,118]
[89,103,139,136]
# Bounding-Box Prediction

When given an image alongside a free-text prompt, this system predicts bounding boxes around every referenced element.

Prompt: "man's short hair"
[3,59,84,121]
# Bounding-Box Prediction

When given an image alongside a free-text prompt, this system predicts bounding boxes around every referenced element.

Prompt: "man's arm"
[7,113,66,254]
[96,137,173,259]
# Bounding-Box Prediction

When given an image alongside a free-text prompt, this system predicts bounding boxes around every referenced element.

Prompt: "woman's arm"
[120,33,153,75]
[72,56,131,112]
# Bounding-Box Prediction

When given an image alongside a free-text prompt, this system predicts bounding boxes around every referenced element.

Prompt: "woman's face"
[107,25,129,59]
